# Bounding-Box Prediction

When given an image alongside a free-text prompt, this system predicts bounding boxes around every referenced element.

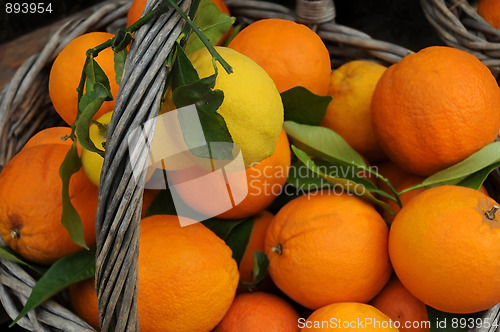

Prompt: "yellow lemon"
[163,46,284,168]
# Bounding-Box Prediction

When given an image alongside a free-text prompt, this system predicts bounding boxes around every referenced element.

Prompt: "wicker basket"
[420,0,500,77]
[0,0,499,331]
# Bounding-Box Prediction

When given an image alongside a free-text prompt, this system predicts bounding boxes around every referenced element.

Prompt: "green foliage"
[0,247,46,274]
[58,142,89,250]
[281,86,331,126]
[184,0,235,54]
[11,247,96,327]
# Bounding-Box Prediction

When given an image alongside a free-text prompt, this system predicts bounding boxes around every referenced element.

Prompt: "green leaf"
[171,43,200,89]
[173,74,233,160]
[421,142,500,189]
[58,142,88,249]
[281,86,331,126]
[239,251,269,291]
[221,23,242,47]
[286,160,330,191]
[84,58,112,101]
[185,0,235,54]
[10,246,96,327]
[144,188,178,217]
[0,246,46,274]
[202,217,254,265]
[112,28,133,53]
[457,162,500,190]
[426,306,483,332]
[284,121,366,168]
[114,48,128,86]
[292,145,395,216]
[76,84,109,155]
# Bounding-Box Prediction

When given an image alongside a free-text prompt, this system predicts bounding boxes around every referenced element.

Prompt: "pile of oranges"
[1,0,500,331]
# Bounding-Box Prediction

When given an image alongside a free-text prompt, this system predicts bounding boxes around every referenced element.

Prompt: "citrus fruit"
[300,302,398,331]
[71,215,239,331]
[321,60,387,161]
[371,46,500,176]
[0,144,98,264]
[81,111,113,186]
[228,18,331,95]
[138,214,238,331]
[478,0,500,29]
[389,185,500,313]
[168,128,290,219]
[171,46,284,168]
[371,276,429,332]
[214,292,300,332]
[68,278,100,331]
[265,191,392,309]
[49,32,119,125]
[238,210,274,286]
[22,126,72,150]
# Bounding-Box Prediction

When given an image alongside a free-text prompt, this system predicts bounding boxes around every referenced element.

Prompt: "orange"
[478,0,500,29]
[22,126,72,150]
[168,128,290,220]
[371,276,429,332]
[371,46,500,176]
[0,144,98,264]
[68,278,100,331]
[228,18,331,95]
[265,191,392,310]
[49,32,119,125]
[70,215,239,331]
[300,302,398,331]
[214,292,300,332]
[321,60,387,162]
[238,210,274,288]
[389,185,500,313]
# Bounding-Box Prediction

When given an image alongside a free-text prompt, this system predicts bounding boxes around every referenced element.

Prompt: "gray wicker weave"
[0,0,498,331]
[421,0,500,77]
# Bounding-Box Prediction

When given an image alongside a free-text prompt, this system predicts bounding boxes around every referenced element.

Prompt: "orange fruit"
[321,60,387,162]
[214,292,300,332]
[168,128,290,220]
[70,215,239,331]
[389,185,500,313]
[478,0,500,29]
[371,276,429,332]
[228,18,331,95]
[371,46,500,176]
[265,191,392,310]
[138,214,238,331]
[22,126,72,150]
[300,302,398,331]
[238,210,274,285]
[49,32,119,125]
[68,278,100,331]
[0,144,98,264]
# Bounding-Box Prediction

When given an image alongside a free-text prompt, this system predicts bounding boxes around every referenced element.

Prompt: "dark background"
[0,0,443,50]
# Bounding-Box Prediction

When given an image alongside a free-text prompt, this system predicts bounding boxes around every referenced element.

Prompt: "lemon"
[165,46,284,168]
[81,111,113,186]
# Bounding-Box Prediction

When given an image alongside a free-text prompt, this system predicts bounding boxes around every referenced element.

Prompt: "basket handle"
[94,0,191,331]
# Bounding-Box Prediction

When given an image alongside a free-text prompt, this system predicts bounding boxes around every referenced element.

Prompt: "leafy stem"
[164,0,232,74]
[358,165,403,208]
